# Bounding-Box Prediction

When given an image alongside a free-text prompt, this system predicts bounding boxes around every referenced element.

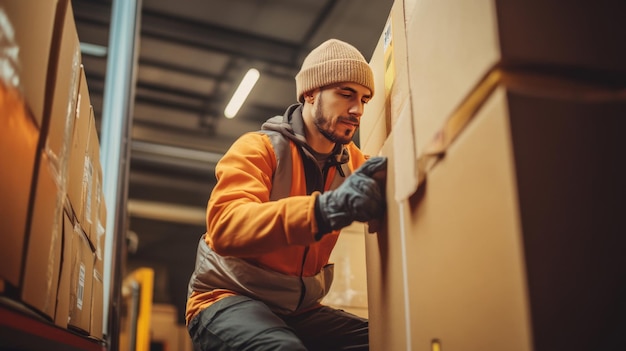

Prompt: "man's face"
[312,82,372,145]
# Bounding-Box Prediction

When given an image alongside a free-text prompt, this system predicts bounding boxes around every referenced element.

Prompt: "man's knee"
[187,296,307,351]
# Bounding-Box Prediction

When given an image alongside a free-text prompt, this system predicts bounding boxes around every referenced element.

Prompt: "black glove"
[315,156,387,237]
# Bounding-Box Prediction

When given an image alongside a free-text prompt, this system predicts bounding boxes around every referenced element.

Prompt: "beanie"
[295,39,375,102]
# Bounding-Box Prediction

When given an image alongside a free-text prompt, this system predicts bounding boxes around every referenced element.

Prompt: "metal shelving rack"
[0,300,105,351]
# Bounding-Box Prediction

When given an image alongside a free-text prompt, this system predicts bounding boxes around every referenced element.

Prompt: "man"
[186,38,387,350]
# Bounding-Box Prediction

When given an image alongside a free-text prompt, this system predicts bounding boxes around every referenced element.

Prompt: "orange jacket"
[186,104,366,324]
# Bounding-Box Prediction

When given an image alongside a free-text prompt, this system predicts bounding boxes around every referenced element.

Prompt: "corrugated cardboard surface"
[18,0,83,321]
[90,269,103,339]
[368,72,626,350]
[502,78,626,351]
[405,87,532,351]
[384,0,410,130]
[360,0,409,145]
[67,67,91,231]
[364,136,409,351]
[68,224,94,334]
[360,106,387,157]
[406,0,499,158]
[54,210,74,328]
[0,0,59,127]
[151,304,181,351]
[406,0,626,163]
[324,222,369,318]
[364,1,626,350]
[45,1,81,172]
[0,84,39,287]
[358,23,387,152]
[21,152,64,320]
[84,106,100,244]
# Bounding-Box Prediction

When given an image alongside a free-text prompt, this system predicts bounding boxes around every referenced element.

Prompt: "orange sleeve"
[206,132,319,256]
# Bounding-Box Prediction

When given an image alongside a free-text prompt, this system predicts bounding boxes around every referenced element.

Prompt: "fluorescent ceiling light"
[224,68,260,119]
[80,42,108,57]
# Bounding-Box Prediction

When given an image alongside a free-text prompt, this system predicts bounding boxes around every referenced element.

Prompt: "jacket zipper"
[297,154,328,310]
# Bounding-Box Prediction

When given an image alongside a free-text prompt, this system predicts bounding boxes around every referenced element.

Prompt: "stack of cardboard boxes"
[0,0,106,341]
[361,1,626,350]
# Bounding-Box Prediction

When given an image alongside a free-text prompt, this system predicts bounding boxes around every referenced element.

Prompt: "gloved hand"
[315,156,387,236]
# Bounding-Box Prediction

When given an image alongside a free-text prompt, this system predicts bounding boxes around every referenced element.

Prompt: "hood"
[261,103,350,167]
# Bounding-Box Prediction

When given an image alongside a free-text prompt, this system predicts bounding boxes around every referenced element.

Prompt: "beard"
[313,95,357,145]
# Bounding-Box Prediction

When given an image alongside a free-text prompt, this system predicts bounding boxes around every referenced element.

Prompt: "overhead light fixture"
[224,68,260,119]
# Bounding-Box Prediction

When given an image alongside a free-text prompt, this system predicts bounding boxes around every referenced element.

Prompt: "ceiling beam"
[127,199,206,226]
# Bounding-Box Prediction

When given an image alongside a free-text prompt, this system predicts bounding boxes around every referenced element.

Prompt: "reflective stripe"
[259,130,292,200]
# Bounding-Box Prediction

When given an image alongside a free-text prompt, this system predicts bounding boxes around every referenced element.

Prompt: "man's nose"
[348,101,365,117]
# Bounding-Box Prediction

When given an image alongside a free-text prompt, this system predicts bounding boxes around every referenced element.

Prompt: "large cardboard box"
[14,0,82,322]
[367,71,626,351]
[0,0,77,291]
[0,0,60,288]
[405,0,626,159]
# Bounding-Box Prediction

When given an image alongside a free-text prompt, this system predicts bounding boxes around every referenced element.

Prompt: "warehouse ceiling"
[72,0,393,323]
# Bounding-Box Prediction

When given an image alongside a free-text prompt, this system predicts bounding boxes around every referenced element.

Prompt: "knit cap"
[295,39,374,102]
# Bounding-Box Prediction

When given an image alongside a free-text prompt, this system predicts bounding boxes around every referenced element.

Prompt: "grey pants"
[187,295,369,351]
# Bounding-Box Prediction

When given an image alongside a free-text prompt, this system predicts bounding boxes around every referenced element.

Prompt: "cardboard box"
[405,0,626,159]
[405,0,499,158]
[95,188,107,275]
[84,106,101,244]
[0,0,63,127]
[359,0,410,150]
[20,152,64,320]
[1,0,78,290]
[367,71,626,351]
[358,19,389,151]
[363,135,410,351]
[151,304,181,351]
[67,67,92,233]
[45,0,81,173]
[0,83,39,287]
[323,222,369,319]
[68,224,94,334]
[382,0,410,130]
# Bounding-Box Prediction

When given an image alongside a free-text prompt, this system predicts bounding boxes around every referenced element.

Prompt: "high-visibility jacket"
[185,104,367,324]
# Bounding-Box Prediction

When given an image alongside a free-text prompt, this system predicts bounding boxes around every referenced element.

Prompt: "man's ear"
[303,90,316,104]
